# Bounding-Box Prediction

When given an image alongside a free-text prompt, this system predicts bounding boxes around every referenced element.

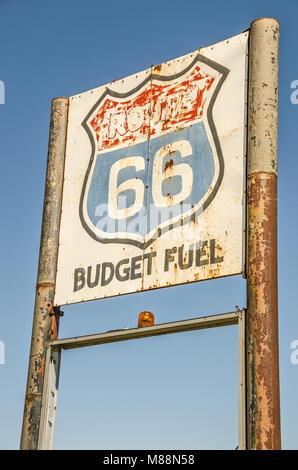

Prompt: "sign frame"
[54,32,249,306]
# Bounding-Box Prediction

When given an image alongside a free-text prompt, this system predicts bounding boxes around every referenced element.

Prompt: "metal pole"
[246,18,281,449]
[20,97,69,450]
[238,308,246,450]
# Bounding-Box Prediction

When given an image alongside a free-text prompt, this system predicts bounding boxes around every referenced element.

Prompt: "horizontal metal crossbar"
[51,310,241,351]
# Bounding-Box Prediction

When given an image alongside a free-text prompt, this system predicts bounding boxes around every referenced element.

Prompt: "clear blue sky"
[0,0,297,450]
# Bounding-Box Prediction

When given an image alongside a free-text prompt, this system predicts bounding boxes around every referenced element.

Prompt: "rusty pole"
[20,97,69,450]
[246,18,281,449]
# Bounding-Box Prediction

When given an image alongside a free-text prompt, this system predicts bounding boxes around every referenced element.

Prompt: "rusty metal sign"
[54,31,248,306]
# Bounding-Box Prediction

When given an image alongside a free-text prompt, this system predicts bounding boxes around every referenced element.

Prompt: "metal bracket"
[235,305,243,321]
[44,301,64,317]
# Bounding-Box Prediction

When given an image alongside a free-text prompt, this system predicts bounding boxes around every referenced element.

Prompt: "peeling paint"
[246,17,280,450]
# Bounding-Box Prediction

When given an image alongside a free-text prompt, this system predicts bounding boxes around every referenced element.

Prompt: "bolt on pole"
[20,97,69,450]
[246,18,281,449]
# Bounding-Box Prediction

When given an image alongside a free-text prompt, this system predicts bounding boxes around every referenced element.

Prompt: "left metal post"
[20,97,69,450]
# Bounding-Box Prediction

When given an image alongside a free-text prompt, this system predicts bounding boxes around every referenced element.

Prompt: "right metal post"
[246,18,281,449]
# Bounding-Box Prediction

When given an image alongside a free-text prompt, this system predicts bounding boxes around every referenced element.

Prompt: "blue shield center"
[87,121,215,238]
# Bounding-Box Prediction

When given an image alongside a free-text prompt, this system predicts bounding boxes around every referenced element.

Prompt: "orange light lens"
[138,311,154,327]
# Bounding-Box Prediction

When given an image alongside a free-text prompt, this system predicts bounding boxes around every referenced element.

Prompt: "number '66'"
[108,140,193,219]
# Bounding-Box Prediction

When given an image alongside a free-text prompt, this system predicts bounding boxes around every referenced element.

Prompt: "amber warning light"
[138,311,154,328]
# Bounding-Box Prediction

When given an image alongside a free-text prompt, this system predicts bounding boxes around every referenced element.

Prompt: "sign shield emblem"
[80,54,229,249]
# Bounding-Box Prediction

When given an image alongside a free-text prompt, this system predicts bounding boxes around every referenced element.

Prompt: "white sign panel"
[54,31,248,306]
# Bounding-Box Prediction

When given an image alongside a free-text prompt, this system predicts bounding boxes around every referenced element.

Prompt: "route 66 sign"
[54,31,248,306]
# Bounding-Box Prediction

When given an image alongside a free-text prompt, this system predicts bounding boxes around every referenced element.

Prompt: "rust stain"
[164,158,174,172]
[174,263,178,281]
[246,172,280,449]
[38,357,45,378]
[25,394,36,406]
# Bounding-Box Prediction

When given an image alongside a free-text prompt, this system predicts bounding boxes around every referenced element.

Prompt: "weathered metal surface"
[20,98,69,450]
[54,32,248,306]
[246,18,281,450]
[38,346,61,450]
